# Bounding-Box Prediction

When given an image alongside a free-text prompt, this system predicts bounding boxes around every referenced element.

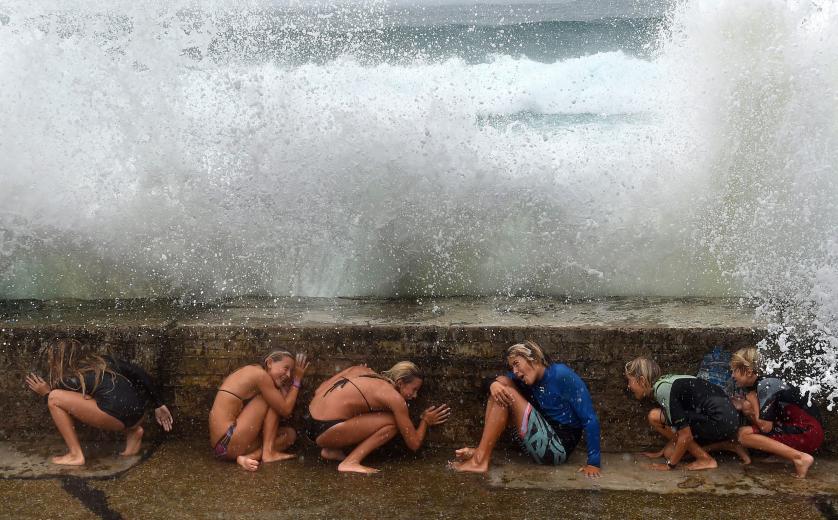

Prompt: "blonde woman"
[452,341,602,477]
[24,339,173,466]
[624,356,746,471]
[304,361,451,474]
[209,351,309,471]
[730,347,821,478]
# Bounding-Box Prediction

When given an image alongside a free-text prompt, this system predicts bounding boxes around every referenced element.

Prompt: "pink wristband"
[292,379,302,389]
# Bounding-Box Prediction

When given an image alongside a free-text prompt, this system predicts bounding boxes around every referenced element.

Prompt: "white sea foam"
[0,0,836,311]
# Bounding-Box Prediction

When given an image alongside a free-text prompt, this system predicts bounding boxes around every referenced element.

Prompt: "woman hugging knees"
[209,350,309,471]
[451,341,602,478]
[624,356,749,471]
[25,338,174,466]
[304,361,451,474]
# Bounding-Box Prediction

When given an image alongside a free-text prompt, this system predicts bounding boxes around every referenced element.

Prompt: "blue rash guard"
[507,363,602,467]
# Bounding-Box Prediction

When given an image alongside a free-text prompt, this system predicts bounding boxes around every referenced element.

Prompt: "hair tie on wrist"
[292,379,302,389]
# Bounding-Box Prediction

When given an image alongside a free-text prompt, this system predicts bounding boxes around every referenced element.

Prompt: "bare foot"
[793,453,814,479]
[641,450,664,459]
[733,444,751,465]
[120,426,144,456]
[236,455,260,472]
[320,448,346,461]
[454,447,475,462]
[686,457,718,471]
[51,452,85,466]
[262,451,296,463]
[449,457,489,474]
[338,461,380,474]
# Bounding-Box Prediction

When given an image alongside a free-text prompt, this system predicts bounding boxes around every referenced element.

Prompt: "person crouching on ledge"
[729,347,821,478]
[25,338,174,466]
[624,356,748,471]
[451,340,602,478]
[304,361,451,474]
[209,350,309,471]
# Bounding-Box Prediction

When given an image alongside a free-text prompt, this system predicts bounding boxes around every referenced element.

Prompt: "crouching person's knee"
[47,390,62,408]
[647,408,664,427]
[376,424,398,442]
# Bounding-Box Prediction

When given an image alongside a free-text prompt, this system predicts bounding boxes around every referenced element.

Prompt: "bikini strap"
[323,377,374,413]
[218,388,245,401]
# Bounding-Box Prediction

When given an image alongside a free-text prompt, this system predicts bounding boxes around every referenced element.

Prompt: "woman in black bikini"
[24,338,173,466]
[305,361,451,474]
[208,351,309,471]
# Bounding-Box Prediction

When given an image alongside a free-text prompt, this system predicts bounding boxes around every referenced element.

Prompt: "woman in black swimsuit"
[305,361,451,474]
[24,338,173,466]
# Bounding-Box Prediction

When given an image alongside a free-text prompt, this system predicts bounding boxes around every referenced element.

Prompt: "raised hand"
[293,353,310,381]
[155,405,174,432]
[421,404,452,426]
[25,373,51,396]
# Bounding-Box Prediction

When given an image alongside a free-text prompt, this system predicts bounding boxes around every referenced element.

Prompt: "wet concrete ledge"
[1,297,835,453]
[2,439,835,520]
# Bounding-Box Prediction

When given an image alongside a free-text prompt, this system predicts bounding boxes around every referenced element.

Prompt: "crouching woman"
[304,361,451,474]
[730,347,821,478]
[209,351,309,471]
[25,338,173,466]
[625,356,745,471]
[452,341,602,477]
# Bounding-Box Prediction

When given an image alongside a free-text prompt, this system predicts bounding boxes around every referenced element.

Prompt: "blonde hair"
[44,338,115,395]
[624,357,661,388]
[380,361,423,385]
[506,340,549,367]
[731,347,761,374]
[262,350,294,369]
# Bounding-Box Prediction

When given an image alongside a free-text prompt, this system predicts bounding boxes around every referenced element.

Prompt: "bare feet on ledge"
[120,426,144,457]
[454,447,475,461]
[449,458,490,473]
[449,448,489,473]
[52,452,85,466]
[236,456,260,472]
[733,444,752,465]
[793,453,814,479]
[686,457,718,471]
[320,448,346,461]
[337,461,380,474]
[262,451,296,463]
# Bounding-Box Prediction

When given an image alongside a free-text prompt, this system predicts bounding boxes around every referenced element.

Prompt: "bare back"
[309,370,400,421]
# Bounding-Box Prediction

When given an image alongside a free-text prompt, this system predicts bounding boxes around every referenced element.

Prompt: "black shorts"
[94,376,146,427]
[684,394,739,444]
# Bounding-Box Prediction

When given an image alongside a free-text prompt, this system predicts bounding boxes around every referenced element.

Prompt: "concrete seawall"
[2,297,834,453]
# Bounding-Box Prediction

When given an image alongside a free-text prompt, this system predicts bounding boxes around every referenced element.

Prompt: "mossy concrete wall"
[1,298,835,454]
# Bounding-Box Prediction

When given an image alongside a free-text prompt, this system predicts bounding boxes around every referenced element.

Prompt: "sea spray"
[1,1,837,402]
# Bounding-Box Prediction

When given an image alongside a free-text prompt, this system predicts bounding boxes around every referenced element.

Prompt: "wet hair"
[624,357,661,388]
[261,350,294,370]
[506,340,550,367]
[380,361,423,386]
[731,347,761,374]
[44,338,116,395]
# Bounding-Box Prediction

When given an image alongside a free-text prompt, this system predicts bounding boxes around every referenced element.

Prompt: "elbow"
[407,440,421,452]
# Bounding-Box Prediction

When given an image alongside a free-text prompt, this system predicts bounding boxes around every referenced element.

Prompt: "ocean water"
[1,0,837,400]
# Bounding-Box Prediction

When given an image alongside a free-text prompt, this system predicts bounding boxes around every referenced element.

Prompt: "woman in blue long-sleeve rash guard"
[451,340,602,477]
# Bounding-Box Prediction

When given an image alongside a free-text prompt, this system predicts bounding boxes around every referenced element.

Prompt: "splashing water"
[0,2,836,398]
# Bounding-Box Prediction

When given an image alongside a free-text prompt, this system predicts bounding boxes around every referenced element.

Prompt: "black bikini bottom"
[302,412,343,441]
